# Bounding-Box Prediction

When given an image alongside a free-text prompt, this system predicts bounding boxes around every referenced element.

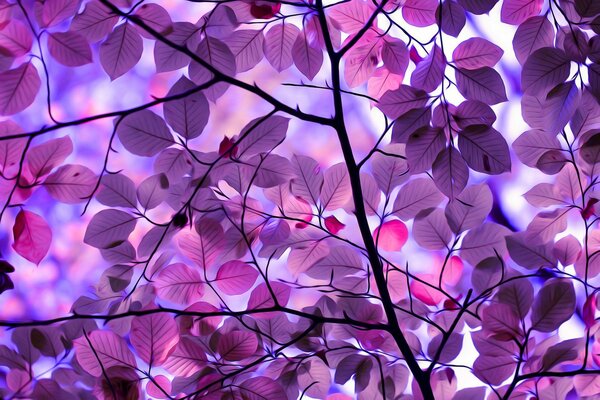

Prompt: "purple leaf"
[393,178,444,220]
[96,173,138,208]
[531,279,576,332]
[25,136,72,180]
[70,1,119,43]
[513,129,562,168]
[292,30,324,80]
[117,110,174,157]
[378,85,429,119]
[163,76,209,140]
[189,36,237,101]
[473,355,515,385]
[137,173,169,210]
[343,33,382,88]
[291,155,324,205]
[371,144,410,194]
[236,115,289,158]
[453,38,503,69]
[543,81,581,135]
[458,126,511,174]
[457,0,499,14]
[427,333,463,363]
[0,120,25,172]
[542,339,581,370]
[227,29,265,72]
[132,3,173,38]
[154,22,200,72]
[381,39,409,75]
[248,282,291,310]
[413,208,452,250]
[0,62,41,115]
[437,0,466,37]
[83,209,137,249]
[74,330,137,377]
[44,164,96,204]
[12,210,52,265]
[164,336,207,377]
[402,0,438,27]
[47,31,92,67]
[525,209,569,244]
[99,23,143,80]
[513,16,555,65]
[329,0,376,33]
[239,377,287,400]
[406,127,446,173]
[460,222,509,266]
[288,239,330,276]
[497,279,534,320]
[521,48,571,96]
[320,163,352,210]
[37,0,79,28]
[0,20,32,57]
[391,106,432,143]
[178,218,224,269]
[432,146,469,198]
[130,313,179,366]
[501,0,544,25]
[411,45,446,93]
[506,233,557,269]
[309,245,363,280]
[455,67,507,105]
[482,303,523,340]
[553,235,582,266]
[453,100,496,129]
[264,23,300,72]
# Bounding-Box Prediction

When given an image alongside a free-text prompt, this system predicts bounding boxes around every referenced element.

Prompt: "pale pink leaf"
[44,164,96,204]
[12,210,52,265]
[343,33,382,88]
[329,0,376,33]
[155,263,204,305]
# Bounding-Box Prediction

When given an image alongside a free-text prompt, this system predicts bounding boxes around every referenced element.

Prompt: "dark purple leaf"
[455,67,507,105]
[99,23,143,80]
[521,47,571,96]
[437,1,466,37]
[513,16,555,65]
[453,38,503,69]
[432,146,469,198]
[117,110,174,157]
[458,126,511,174]
[406,127,446,173]
[411,45,446,93]
[163,76,209,140]
[531,279,576,332]
[378,85,429,119]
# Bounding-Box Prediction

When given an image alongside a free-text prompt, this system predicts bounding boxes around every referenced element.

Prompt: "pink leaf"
[47,31,93,67]
[146,375,171,399]
[501,0,544,25]
[367,67,403,100]
[131,312,179,366]
[164,336,207,377]
[215,260,259,295]
[154,263,204,305]
[217,330,258,361]
[343,32,382,88]
[117,110,174,157]
[43,164,96,204]
[0,62,41,115]
[373,220,408,252]
[12,210,52,265]
[411,274,444,305]
[74,330,137,377]
[264,23,300,72]
[329,0,377,33]
[178,218,224,269]
[99,23,143,80]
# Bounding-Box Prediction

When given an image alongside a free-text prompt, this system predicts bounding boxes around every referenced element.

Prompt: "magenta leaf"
[163,76,209,140]
[74,330,137,377]
[117,110,174,157]
[531,279,576,332]
[215,260,259,295]
[0,20,32,57]
[83,209,137,249]
[47,31,92,67]
[217,330,258,361]
[373,220,409,251]
[455,67,507,105]
[0,62,41,115]
[99,23,143,80]
[43,164,96,204]
[329,0,376,33]
[501,0,544,25]
[12,210,52,265]
[130,312,179,366]
[154,263,204,305]
[458,126,511,174]
[163,336,207,377]
[402,0,438,27]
